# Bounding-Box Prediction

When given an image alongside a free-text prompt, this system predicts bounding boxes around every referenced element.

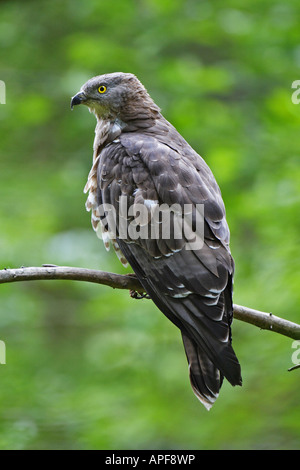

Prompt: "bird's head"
[71,72,160,123]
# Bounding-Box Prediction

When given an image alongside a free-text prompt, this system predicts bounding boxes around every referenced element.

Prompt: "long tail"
[181,333,224,410]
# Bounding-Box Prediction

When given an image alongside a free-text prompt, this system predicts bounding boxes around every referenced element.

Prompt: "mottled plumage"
[71,72,242,409]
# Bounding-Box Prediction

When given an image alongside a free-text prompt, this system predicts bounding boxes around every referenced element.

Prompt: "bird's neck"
[92,117,125,162]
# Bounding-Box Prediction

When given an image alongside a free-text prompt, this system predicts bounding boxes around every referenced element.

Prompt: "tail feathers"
[182,333,224,410]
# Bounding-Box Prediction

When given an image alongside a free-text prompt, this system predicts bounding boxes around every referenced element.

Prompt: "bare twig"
[232,304,300,340]
[0,266,299,340]
[0,265,143,292]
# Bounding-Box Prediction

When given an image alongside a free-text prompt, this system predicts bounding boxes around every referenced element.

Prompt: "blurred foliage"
[0,0,299,450]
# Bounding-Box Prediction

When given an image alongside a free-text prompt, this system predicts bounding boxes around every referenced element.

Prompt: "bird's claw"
[130,290,151,300]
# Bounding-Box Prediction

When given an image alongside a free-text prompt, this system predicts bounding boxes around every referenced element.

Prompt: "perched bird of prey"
[71,72,242,409]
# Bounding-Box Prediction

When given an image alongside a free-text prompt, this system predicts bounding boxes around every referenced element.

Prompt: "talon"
[130,290,150,300]
[130,289,139,299]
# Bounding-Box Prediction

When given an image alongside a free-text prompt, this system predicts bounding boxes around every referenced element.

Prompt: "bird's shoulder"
[100,118,220,198]
[100,118,229,244]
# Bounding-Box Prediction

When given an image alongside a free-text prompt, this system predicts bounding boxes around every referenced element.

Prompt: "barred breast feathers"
[84,118,128,267]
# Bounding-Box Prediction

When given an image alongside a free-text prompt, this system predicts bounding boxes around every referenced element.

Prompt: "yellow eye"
[98,85,107,94]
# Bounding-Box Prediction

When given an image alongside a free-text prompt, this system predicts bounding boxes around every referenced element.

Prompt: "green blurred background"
[0,0,299,450]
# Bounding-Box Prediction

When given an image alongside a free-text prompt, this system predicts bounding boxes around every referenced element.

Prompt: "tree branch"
[0,265,299,340]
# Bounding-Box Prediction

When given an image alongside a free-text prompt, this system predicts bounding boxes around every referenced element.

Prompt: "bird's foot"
[129,290,151,300]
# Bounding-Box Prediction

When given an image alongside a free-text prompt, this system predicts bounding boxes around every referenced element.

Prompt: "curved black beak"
[70,92,86,110]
